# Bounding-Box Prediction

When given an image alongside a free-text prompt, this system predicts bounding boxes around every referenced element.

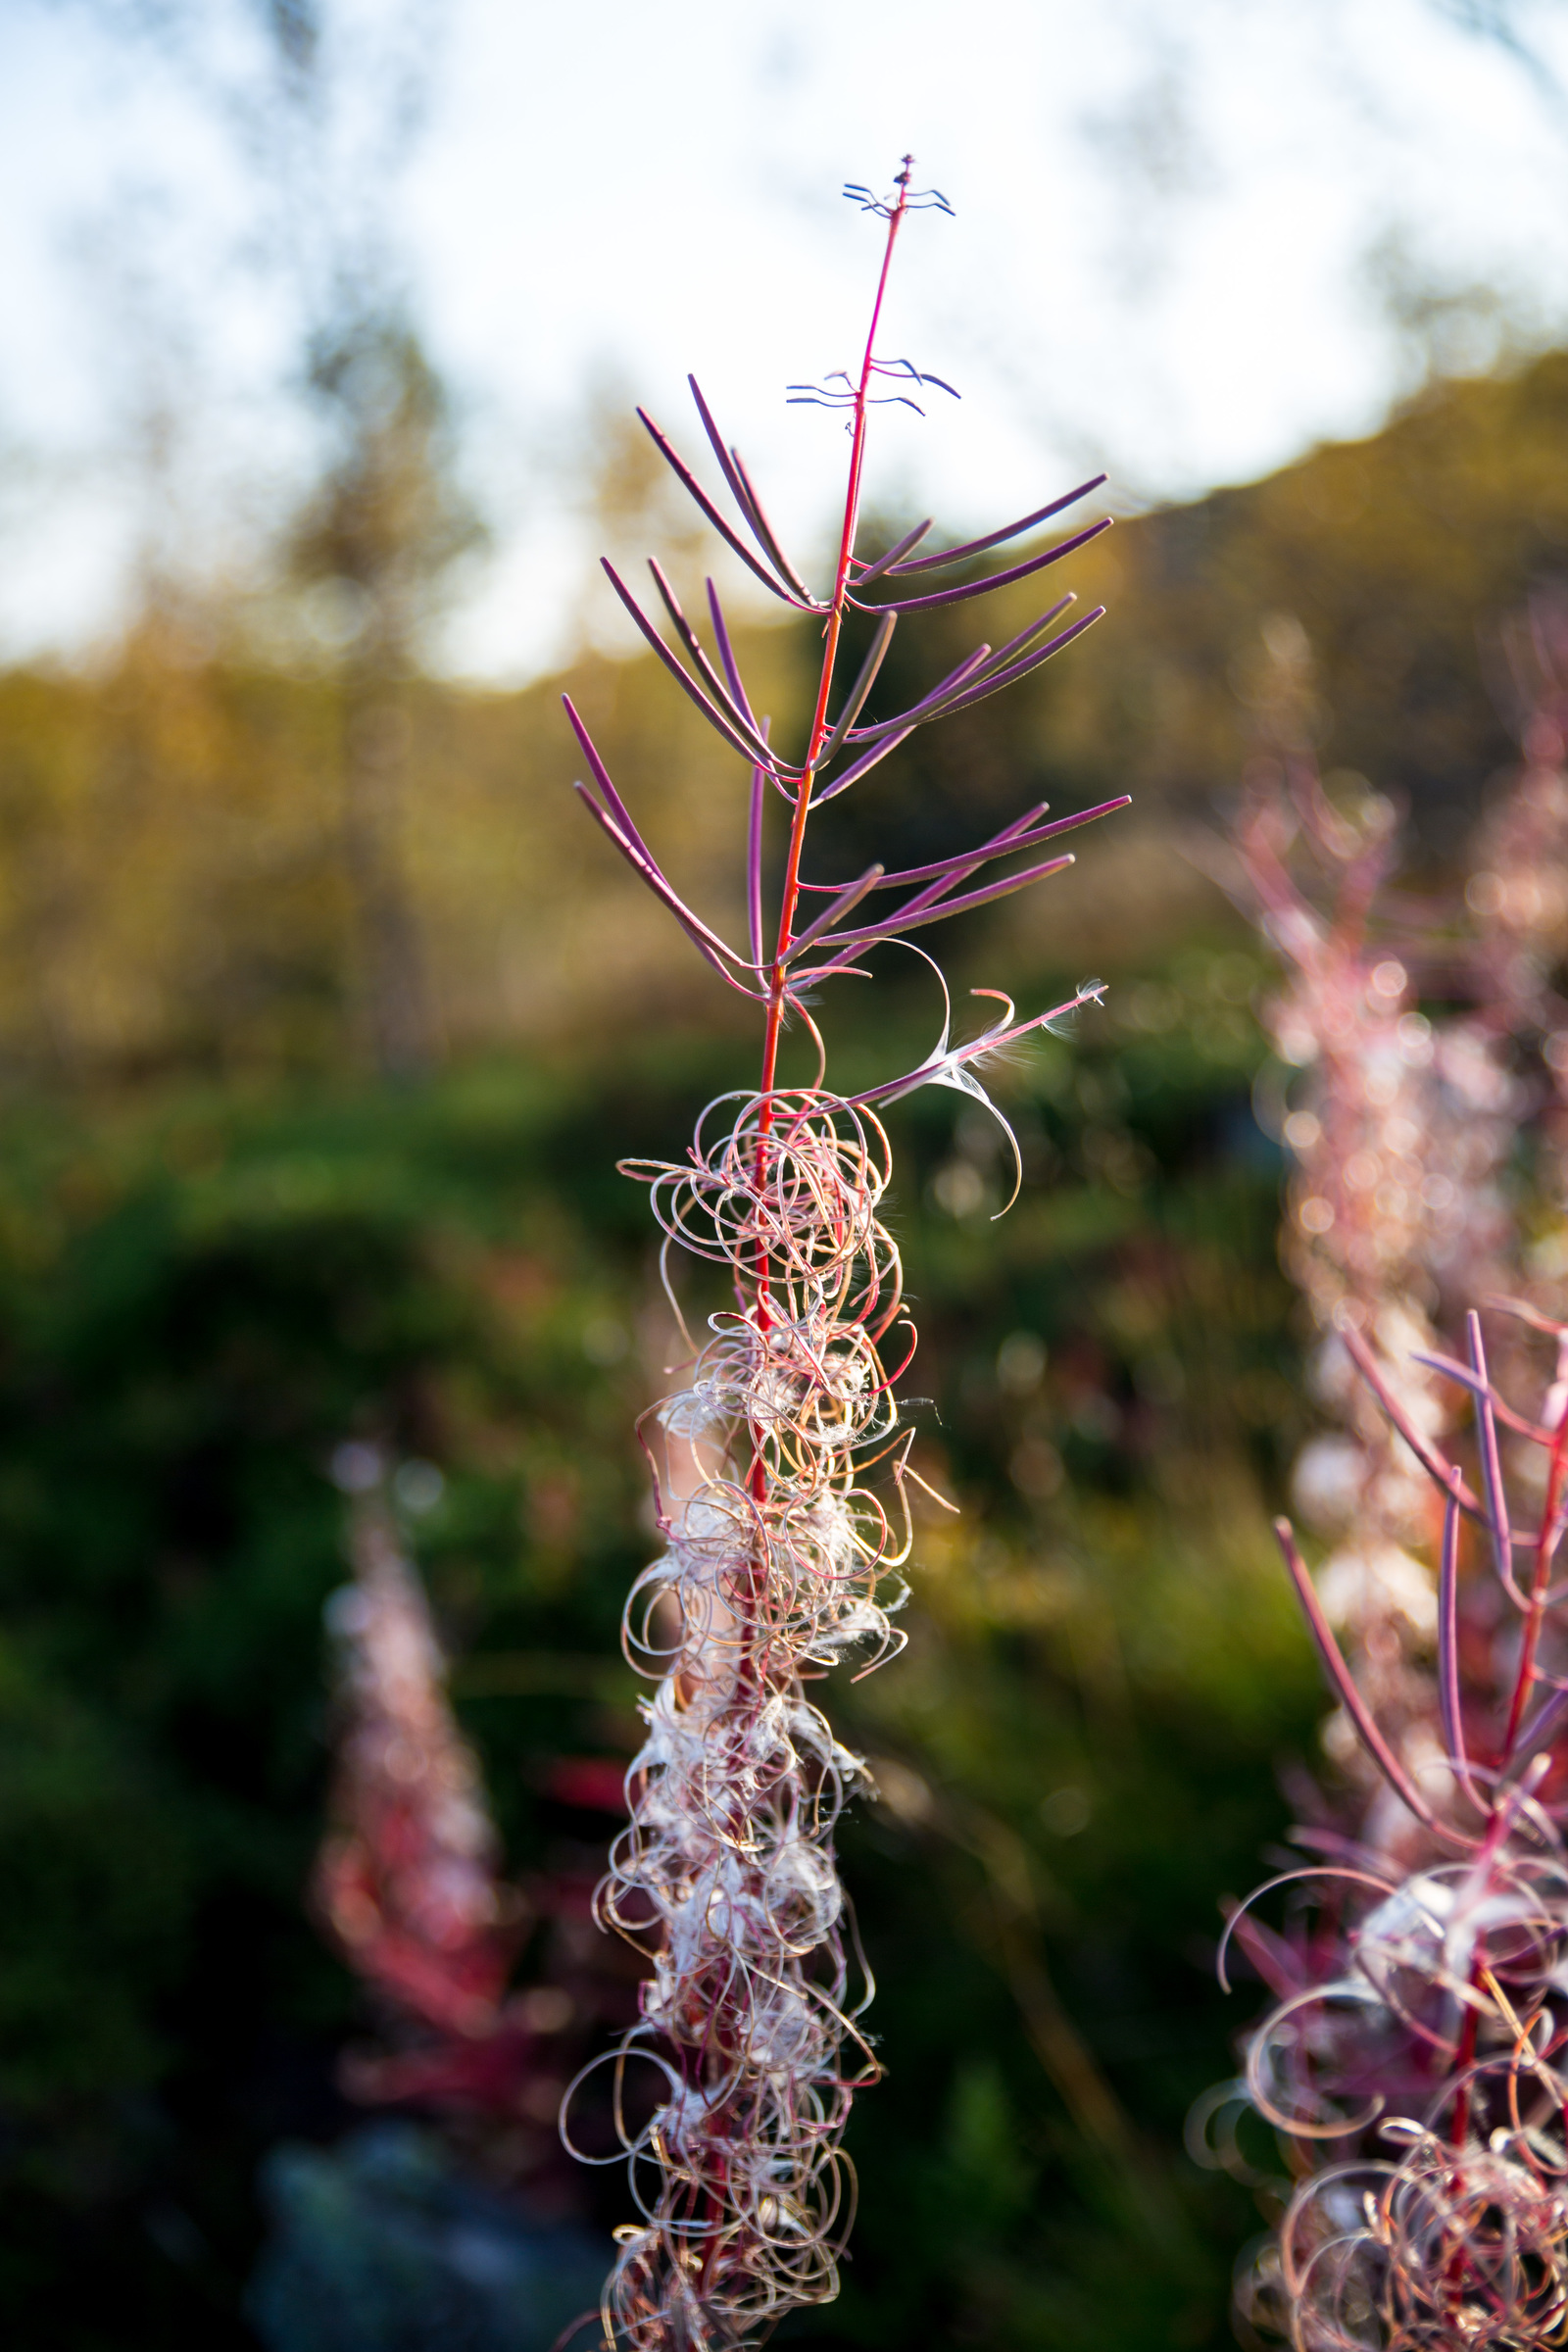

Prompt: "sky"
[1,0,1566,680]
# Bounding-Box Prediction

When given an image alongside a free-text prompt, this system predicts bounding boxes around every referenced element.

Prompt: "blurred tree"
[285,310,485,1075]
[1427,0,1568,110]
[240,0,481,1076]
[5,331,1568,1068]
[74,0,482,1075]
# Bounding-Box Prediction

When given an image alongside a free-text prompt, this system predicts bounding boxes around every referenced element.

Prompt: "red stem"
[754,169,912,1169]
[703,167,917,2301]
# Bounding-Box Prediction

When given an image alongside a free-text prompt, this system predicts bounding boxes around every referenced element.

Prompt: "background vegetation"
[1,318,1564,2346]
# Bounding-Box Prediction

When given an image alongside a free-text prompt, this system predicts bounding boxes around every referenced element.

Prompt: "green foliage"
[0,1647,187,2112]
[2,347,1566,1073]
[0,979,1319,2346]
[8,342,1553,2341]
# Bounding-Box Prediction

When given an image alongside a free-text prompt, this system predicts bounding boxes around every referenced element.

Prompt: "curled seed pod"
[568,1093,908,2345]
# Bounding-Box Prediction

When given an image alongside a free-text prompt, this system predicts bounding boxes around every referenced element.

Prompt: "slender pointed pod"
[858,513,1112,612]
[646,558,769,744]
[726,439,820,609]
[800,796,1132,898]
[747,737,767,968]
[798,805,1048,893]
[1437,1495,1466,1776]
[562,695,657,859]
[600,562,793,775]
[909,605,1107,721]
[1273,1519,1474,1848]
[816,613,898,767]
[834,601,1102,750]
[812,722,916,804]
[849,516,934,585]
[895,799,1131,918]
[572,788,764,998]
[963,593,1080,679]
[705,579,760,728]
[876,474,1109,575]
[1469,1313,1518,1607]
[818,850,1079,954]
[782,865,885,962]
[687,374,820,607]
[636,406,811,609]
[686,375,774,544]
[835,645,994,749]
[879,801,1079,921]
[1513,1676,1568,1761]
[1344,1325,1486,1518]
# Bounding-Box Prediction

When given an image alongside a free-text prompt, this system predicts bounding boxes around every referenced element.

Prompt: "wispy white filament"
[564,1091,916,2350]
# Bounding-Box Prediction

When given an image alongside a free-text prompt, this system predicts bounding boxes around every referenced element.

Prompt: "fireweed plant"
[315,1453,630,2178]
[1223,1332,1568,2352]
[316,1457,514,2045]
[1229,758,1518,1869]
[1216,635,1568,2347]
[556,162,1123,2350]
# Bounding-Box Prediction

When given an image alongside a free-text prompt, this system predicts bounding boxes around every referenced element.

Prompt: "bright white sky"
[1,0,1565,679]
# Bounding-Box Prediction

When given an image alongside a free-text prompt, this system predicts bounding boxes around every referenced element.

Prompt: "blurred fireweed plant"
[315,1448,630,2184]
[1208,620,1568,2345]
[555,160,1124,2350]
[1225,733,1518,1871]
[1221,1331,1568,2352]
[317,1450,516,2041]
